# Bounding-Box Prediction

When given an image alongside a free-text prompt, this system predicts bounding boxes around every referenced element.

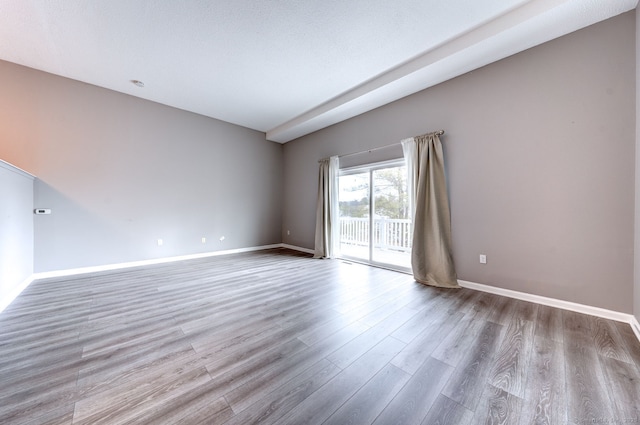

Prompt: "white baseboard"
[0,275,35,314]
[631,316,640,342]
[32,244,283,280]
[458,279,635,325]
[280,243,315,255]
[33,243,312,282]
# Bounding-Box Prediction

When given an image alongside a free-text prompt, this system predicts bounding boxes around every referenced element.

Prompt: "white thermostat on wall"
[34,209,51,215]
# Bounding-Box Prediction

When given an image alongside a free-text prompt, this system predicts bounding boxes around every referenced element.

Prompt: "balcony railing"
[339,217,412,253]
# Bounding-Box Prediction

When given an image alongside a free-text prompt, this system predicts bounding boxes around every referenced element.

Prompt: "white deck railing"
[340,217,412,252]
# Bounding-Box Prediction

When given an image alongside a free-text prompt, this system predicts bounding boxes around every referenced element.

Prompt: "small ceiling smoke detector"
[131,80,144,87]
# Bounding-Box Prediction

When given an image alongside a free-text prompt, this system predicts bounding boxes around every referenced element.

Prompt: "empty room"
[1,1,640,424]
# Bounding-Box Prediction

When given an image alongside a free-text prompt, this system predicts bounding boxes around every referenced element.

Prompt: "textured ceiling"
[0,0,636,143]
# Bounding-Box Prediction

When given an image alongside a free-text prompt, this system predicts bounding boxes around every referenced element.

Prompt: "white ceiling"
[0,0,636,143]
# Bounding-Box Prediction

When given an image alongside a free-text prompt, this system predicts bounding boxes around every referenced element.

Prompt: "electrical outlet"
[157,239,163,246]
[201,237,206,244]
[479,254,487,264]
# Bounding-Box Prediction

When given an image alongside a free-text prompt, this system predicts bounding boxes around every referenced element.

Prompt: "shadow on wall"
[33,179,129,273]
[32,179,252,273]
[0,162,34,304]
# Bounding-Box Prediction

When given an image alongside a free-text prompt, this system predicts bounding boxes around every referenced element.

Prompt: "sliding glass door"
[338,160,411,270]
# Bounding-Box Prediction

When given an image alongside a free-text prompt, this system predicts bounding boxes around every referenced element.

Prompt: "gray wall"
[635,5,640,324]
[0,61,283,272]
[0,161,34,304]
[283,12,635,313]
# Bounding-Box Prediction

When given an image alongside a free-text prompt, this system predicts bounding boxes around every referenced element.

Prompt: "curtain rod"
[318,130,445,163]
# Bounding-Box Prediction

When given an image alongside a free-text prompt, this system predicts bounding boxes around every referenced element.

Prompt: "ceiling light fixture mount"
[131,80,145,88]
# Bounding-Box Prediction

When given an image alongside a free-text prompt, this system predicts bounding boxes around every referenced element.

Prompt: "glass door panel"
[338,172,370,261]
[338,160,412,271]
[372,166,411,268]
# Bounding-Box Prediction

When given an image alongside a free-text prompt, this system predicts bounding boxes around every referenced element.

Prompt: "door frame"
[338,158,411,273]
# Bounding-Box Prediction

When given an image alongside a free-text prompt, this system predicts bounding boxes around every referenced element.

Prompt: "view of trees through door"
[338,160,411,270]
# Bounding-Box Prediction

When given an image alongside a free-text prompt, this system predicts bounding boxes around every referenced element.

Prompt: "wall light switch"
[219,236,225,242]
[201,237,206,244]
[479,254,487,264]
[157,239,163,246]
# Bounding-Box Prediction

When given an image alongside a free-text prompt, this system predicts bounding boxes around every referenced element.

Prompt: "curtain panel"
[313,156,339,259]
[402,134,458,288]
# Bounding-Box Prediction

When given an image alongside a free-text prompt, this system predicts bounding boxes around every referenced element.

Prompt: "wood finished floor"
[1,248,639,425]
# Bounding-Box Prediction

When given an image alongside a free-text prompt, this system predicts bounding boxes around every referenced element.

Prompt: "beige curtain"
[313,156,339,258]
[402,133,458,288]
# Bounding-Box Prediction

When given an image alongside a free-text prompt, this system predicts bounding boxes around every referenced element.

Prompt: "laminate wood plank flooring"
[273,336,406,425]
[519,336,566,425]
[487,318,535,398]
[322,364,411,425]
[563,311,616,424]
[534,305,564,343]
[420,394,474,425]
[372,356,453,425]
[471,384,523,425]
[441,320,504,412]
[1,248,639,424]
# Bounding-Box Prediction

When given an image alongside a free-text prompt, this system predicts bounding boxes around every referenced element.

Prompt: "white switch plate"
[157,239,163,246]
[201,237,206,244]
[219,236,225,242]
[479,254,487,264]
